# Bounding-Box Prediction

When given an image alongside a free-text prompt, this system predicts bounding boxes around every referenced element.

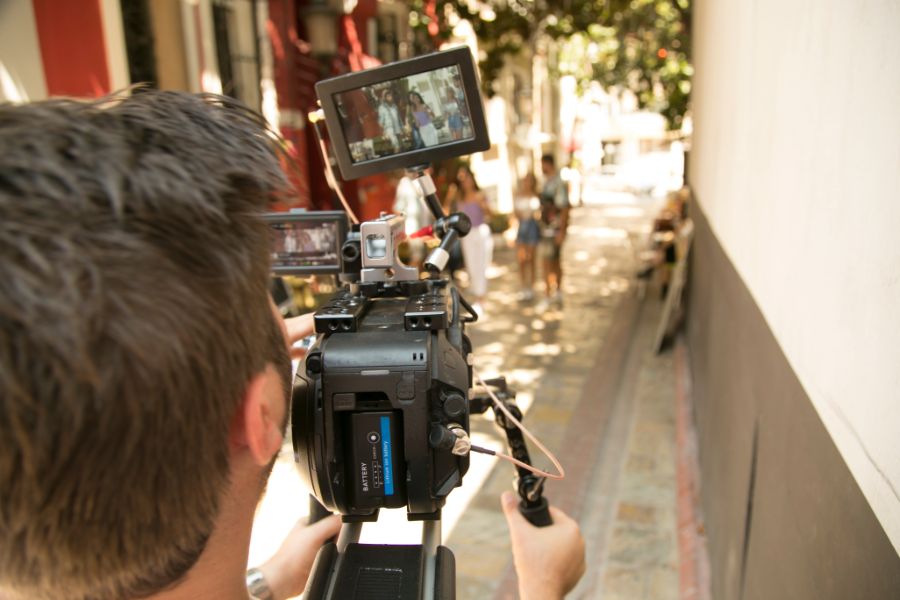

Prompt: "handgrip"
[519,497,553,527]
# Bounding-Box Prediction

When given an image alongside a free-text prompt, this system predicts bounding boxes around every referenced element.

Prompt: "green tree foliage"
[410,0,692,129]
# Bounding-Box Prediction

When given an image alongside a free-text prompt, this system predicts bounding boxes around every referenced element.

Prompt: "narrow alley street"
[448,186,708,600]
[4,1,898,597]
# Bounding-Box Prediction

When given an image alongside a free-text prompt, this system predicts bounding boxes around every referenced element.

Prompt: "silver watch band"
[246,567,275,600]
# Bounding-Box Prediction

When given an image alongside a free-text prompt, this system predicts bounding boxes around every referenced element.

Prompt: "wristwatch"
[246,567,275,600]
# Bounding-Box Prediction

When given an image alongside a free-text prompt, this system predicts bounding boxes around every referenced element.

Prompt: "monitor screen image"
[269,220,340,272]
[333,64,474,165]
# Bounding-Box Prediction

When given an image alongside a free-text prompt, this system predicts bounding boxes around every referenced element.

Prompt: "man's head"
[541,153,556,177]
[0,92,291,599]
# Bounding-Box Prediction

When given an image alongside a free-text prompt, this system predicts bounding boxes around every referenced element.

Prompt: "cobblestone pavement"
[449,192,678,599]
[573,294,682,600]
[249,187,710,600]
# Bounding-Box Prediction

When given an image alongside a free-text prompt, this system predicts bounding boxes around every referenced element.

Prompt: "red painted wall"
[267,0,396,217]
[32,0,110,97]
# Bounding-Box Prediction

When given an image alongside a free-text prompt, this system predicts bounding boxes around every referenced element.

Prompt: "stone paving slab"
[447,197,670,599]
[446,192,712,600]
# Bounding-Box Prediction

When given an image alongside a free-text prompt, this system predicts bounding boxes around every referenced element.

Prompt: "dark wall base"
[686,202,900,600]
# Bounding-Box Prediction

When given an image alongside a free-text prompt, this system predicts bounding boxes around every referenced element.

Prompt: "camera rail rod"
[407,167,471,276]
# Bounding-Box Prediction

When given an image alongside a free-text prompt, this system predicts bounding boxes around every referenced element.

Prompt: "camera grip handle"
[519,497,553,527]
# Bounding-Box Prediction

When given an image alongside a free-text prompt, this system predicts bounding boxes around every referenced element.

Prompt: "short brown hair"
[0,92,290,598]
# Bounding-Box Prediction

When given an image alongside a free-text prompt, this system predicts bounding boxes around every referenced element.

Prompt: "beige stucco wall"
[691,0,900,553]
[148,0,190,90]
[0,0,47,101]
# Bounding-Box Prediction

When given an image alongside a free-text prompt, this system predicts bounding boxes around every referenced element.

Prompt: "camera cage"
[316,45,491,180]
[263,48,559,600]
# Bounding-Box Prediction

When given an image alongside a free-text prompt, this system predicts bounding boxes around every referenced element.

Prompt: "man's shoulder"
[547,176,569,207]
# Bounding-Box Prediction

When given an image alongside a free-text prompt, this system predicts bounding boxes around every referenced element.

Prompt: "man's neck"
[146,468,260,600]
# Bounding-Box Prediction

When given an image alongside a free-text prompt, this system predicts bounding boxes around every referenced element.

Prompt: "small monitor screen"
[269,220,340,272]
[333,64,475,165]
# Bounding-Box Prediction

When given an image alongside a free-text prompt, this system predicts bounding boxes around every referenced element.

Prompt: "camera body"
[266,48,554,599]
[288,209,473,519]
[267,46,490,522]
[292,274,472,519]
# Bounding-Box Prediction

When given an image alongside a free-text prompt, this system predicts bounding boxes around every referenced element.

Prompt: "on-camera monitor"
[263,211,348,276]
[316,47,490,180]
[335,64,474,162]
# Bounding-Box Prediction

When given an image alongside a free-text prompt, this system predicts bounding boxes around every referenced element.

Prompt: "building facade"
[0,0,411,219]
[688,0,900,597]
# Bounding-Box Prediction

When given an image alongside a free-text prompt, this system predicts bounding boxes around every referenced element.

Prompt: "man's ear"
[230,366,285,465]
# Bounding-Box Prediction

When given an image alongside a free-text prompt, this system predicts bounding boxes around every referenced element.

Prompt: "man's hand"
[284,314,314,360]
[501,491,586,600]
[256,515,341,600]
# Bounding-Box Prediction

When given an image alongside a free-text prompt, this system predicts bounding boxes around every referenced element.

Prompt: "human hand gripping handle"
[501,491,586,600]
[256,515,342,600]
[518,494,553,527]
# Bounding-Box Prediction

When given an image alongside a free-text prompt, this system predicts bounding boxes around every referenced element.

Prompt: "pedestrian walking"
[408,91,440,147]
[377,90,404,152]
[514,173,541,301]
[538,154,570,308]
[448,165,492,314]
[393,171,431,268]
[444,87,464,140]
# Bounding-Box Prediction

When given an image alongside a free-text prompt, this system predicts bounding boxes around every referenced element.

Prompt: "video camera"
[265,46,557,600]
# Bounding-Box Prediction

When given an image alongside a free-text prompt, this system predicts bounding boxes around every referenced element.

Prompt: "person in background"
[440,171,466,280]
[514,173,541,301]
[538,153,571,309]
[408,91,440,147]
[392,169,432,268]
[444,87,464,141]
[447,165,492,314]
[377,89,404,152]
[649,186,692,298]
[560,159,583,208]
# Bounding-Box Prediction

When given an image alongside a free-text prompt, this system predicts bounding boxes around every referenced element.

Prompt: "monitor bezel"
[263,210,348,276]
[316,46,491,180]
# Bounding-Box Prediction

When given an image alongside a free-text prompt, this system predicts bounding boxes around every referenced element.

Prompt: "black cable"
[457,291,479,323]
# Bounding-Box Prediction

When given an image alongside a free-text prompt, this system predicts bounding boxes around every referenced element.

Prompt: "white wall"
[0,1,46,101]
[691,0,900,552]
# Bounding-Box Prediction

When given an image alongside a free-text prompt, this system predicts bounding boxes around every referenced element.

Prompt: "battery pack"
[349,411,404,509]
